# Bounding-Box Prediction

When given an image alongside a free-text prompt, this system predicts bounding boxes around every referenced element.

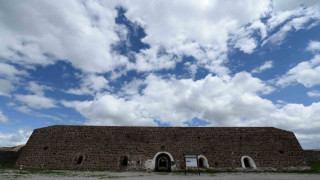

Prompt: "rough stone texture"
[305,150,320,163]
[16,125,309,171]
[0,150,19,164]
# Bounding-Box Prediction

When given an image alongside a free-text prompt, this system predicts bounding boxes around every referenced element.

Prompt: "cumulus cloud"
[62,72,275,126]
[12,81,57,109]
[0,0,128,73]
[1,0,317,77]
[65,74,109,96]
[7,102,62,122]
[26,82,53,96]
[307,91,320,97]
[0,79,14,97]
[0,128,32,147]
[276,55,320,87]
[122,0,271,74]
[61,94,156,126]
[307,41,320,52]
[263,6,320,46]
[230,20,267,54]
[252,61,273,73]
[0,62,28,80]
[11,81,57,109]
[14,94,57,109]
[0,109,9,123]
[272,0,320,11]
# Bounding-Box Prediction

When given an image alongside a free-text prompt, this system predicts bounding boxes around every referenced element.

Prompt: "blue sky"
[0,0,320,149]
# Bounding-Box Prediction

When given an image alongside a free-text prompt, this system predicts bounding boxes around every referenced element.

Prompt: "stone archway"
[241,156,256,169]
[155,153,171,172]
[198,155,209,168]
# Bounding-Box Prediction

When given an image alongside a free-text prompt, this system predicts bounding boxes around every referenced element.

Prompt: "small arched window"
[122,156,128,166]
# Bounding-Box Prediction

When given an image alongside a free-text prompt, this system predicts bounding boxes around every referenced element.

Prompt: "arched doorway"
[241,156,256,169]
[197,155,209,169]
[199,158,204,167]
[155,153,171,172]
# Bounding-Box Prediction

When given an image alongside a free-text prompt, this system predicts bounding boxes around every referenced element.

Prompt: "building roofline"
[34,125,291,133]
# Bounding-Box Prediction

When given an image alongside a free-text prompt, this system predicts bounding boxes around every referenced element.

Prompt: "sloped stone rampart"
[16,126,309,171]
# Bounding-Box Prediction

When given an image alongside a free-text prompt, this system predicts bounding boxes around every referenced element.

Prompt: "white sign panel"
[185,158,198,167]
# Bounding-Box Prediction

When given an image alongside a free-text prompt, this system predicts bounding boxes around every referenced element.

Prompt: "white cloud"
[307,41,320,53]
[0,79,14,97]
[26,81,52,96]
[234,37,257,54]
[272,0,320,11]
[122,0,271,74]
[11,81,58,109]
[0,0,128,73]
[0,128,32,147]
[65,74,109,96]
[0,0,318,78]
[119,78,145,96]
[15,94,57,109]
[267,10,296,30]
[276,55,320,87]
[263,6,320,46]
[6,102,62,122]
[127,46,178,72]
[61,94,156,126]
[62,72,275,126]
[252,61,273,73]
[307,91,320,97]
[231,20,267,54]
[0,109,9,123]
[0,62,28,80]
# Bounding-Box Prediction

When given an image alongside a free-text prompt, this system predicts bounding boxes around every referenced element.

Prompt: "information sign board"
[184,154,200,175]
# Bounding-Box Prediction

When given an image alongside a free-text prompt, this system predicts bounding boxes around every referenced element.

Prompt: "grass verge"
[0,160,16,169]
[174,162,320,175]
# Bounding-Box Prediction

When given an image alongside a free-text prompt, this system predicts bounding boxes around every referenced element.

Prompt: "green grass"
[311,162,320,171]
[174,162,320,175]
[0,160,16,169]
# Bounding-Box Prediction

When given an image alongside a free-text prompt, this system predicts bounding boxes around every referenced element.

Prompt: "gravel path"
[1,170,320,180]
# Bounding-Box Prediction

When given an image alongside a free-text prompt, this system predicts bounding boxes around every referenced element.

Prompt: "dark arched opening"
[155,153,171,172]
[243,157,252,168]
[122,156,128,166]
[199,158,204,167]
[75,154,84,166]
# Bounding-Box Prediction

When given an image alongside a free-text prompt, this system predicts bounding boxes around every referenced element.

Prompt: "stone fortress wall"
[0,145,24,165]
[305,150,320,163]
[16,125,310,171]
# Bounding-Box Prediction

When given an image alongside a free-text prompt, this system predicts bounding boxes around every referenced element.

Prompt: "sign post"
[184,154,200,175]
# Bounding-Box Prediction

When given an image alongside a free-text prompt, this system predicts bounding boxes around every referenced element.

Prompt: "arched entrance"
[155,153,171,172]
[197,155,209,169]
[241,156,256,169]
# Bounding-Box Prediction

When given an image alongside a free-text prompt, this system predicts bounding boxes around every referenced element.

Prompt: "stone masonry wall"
[0,150,19,164]
[305,150,320,163]
[16,126,309,171]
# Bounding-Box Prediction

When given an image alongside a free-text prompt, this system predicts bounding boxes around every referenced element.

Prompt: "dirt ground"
[1,170,320,180]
